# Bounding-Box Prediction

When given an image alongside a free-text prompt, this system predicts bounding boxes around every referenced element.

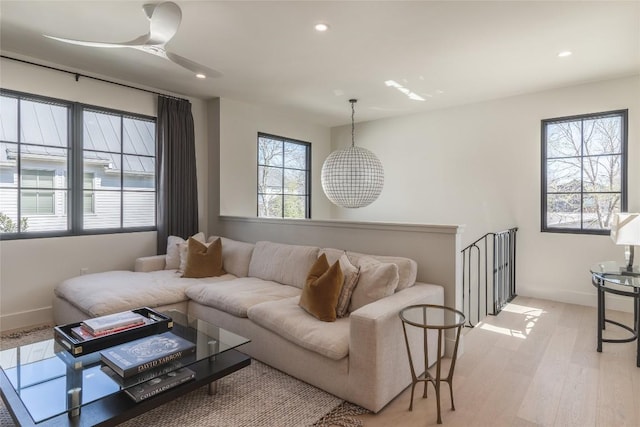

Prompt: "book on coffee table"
[124,367,195,402]
[100,352,196,388]
[100,331,196,378]
[81,311,147,335]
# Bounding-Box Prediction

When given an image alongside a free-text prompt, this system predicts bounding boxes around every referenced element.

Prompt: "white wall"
[217,98,333,219]
[331,75,639,311]
[0,56,210,331]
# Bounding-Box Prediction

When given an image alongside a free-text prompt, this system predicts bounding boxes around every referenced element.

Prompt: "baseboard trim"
[0,307,52,333]
[516,285,634,313]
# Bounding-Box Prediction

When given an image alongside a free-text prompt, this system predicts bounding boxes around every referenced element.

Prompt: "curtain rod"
[0,55,189,103]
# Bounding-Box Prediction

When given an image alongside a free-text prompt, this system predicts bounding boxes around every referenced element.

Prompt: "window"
[542,110,627,234]
[83,109,156,229]
[0,90,156,238]
[21,170,55,215]
[257,133,311,218]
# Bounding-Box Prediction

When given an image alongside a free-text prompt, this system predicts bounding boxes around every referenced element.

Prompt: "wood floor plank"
[516,326,577,425]
[355,297,640,427]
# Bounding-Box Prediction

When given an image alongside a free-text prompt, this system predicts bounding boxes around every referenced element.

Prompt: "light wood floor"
[354,296,640,427]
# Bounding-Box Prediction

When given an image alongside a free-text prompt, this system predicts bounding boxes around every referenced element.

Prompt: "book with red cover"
[81,311,146,334]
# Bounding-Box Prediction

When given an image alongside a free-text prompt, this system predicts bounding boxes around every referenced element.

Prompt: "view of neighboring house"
[0,96,156,233]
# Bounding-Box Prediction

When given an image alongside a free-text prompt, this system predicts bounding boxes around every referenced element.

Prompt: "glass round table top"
[591,261,640,288]
[399,304,465,329]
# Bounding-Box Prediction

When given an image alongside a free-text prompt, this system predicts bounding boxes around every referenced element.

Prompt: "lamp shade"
[610,213,640,245]
[321,146,384,208]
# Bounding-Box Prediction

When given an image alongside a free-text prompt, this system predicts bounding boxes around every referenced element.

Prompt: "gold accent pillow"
[299,253,344,322]
[182,237,225,278]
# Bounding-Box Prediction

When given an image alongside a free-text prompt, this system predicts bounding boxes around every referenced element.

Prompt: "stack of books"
[100,331,197,402]
[72,311,150,341]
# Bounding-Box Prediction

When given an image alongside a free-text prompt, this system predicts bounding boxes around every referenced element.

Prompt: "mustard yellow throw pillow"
[182,237,225,278]
[299,253,344,322]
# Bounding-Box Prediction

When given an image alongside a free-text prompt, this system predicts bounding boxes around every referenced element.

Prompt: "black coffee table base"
[1,349,250,427]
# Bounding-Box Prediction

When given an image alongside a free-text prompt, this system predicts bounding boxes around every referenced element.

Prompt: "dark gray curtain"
[156,96,199,254]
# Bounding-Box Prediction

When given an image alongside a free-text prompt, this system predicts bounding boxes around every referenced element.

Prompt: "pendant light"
[321,99,384,208]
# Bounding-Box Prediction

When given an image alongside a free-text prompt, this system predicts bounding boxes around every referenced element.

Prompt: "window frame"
[541,109,628,235]
[256,132,311,219]
[0,89,157,240]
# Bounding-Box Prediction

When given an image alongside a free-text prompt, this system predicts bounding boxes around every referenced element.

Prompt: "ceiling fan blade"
[165,51,222,78]
[44,34,149,48]
[147,2,182,45]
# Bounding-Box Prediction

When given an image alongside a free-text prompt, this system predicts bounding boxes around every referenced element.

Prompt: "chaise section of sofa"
[52,236,445,413]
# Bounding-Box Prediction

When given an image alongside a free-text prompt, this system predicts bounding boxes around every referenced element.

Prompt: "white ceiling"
[1,1,639,127]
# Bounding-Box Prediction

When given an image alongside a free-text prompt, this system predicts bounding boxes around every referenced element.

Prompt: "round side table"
[399,304,465,424]
[590,261,640,367]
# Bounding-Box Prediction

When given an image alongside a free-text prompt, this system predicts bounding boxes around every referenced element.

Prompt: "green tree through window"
[257,133,310,218]
[542,110,627,234]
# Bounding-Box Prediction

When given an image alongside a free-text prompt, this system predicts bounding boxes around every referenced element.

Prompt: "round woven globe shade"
[321,146,384,208]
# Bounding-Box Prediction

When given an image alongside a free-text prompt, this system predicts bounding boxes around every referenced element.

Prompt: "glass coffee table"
[0,311,250,426]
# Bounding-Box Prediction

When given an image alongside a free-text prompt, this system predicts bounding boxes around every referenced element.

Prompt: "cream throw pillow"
[335,254,360,318]
[348,256,399,312]
[165,232,205,270]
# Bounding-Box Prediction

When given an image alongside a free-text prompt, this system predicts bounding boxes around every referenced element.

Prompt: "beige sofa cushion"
[348,257,399,312]
[347,251,417,291]
[55,270,235,317]
[248,296,350,360]
[248,241,319,289]
[165,232,205,270]
[207,236,255,278]
[185,277,301,318]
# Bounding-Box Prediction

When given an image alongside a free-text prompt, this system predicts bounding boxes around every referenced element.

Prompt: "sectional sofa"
[53,236,444,413]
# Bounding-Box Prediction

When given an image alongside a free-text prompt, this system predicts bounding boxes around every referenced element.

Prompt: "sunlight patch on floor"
[475,301,546,340]
[501,302,545,317]
[478,323,527,339]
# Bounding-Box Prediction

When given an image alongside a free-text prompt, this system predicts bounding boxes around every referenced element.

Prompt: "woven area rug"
[0,326,368,426]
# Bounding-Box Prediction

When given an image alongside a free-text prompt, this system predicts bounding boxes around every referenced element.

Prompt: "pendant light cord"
[349,99,357,148]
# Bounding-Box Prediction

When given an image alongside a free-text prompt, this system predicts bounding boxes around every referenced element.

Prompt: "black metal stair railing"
[461,227,518,327]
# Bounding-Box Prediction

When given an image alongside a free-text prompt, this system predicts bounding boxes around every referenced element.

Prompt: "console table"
[591,261,640,367]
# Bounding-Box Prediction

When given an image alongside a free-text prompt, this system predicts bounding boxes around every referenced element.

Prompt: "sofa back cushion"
[208,236,255,278]
[348,256,399,312]
[322,248,418,292]
[248,241,320,288]
[347,251,417,292]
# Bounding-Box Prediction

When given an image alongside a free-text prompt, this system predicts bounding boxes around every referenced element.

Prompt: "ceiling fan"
[44,1,221,78]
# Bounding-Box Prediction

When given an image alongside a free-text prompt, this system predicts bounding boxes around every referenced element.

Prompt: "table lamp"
[610,212,640,274]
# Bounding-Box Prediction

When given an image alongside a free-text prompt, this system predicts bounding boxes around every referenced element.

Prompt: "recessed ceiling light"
[195,73,206,79]
[558,51,572,58]
[315,23,329,32]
